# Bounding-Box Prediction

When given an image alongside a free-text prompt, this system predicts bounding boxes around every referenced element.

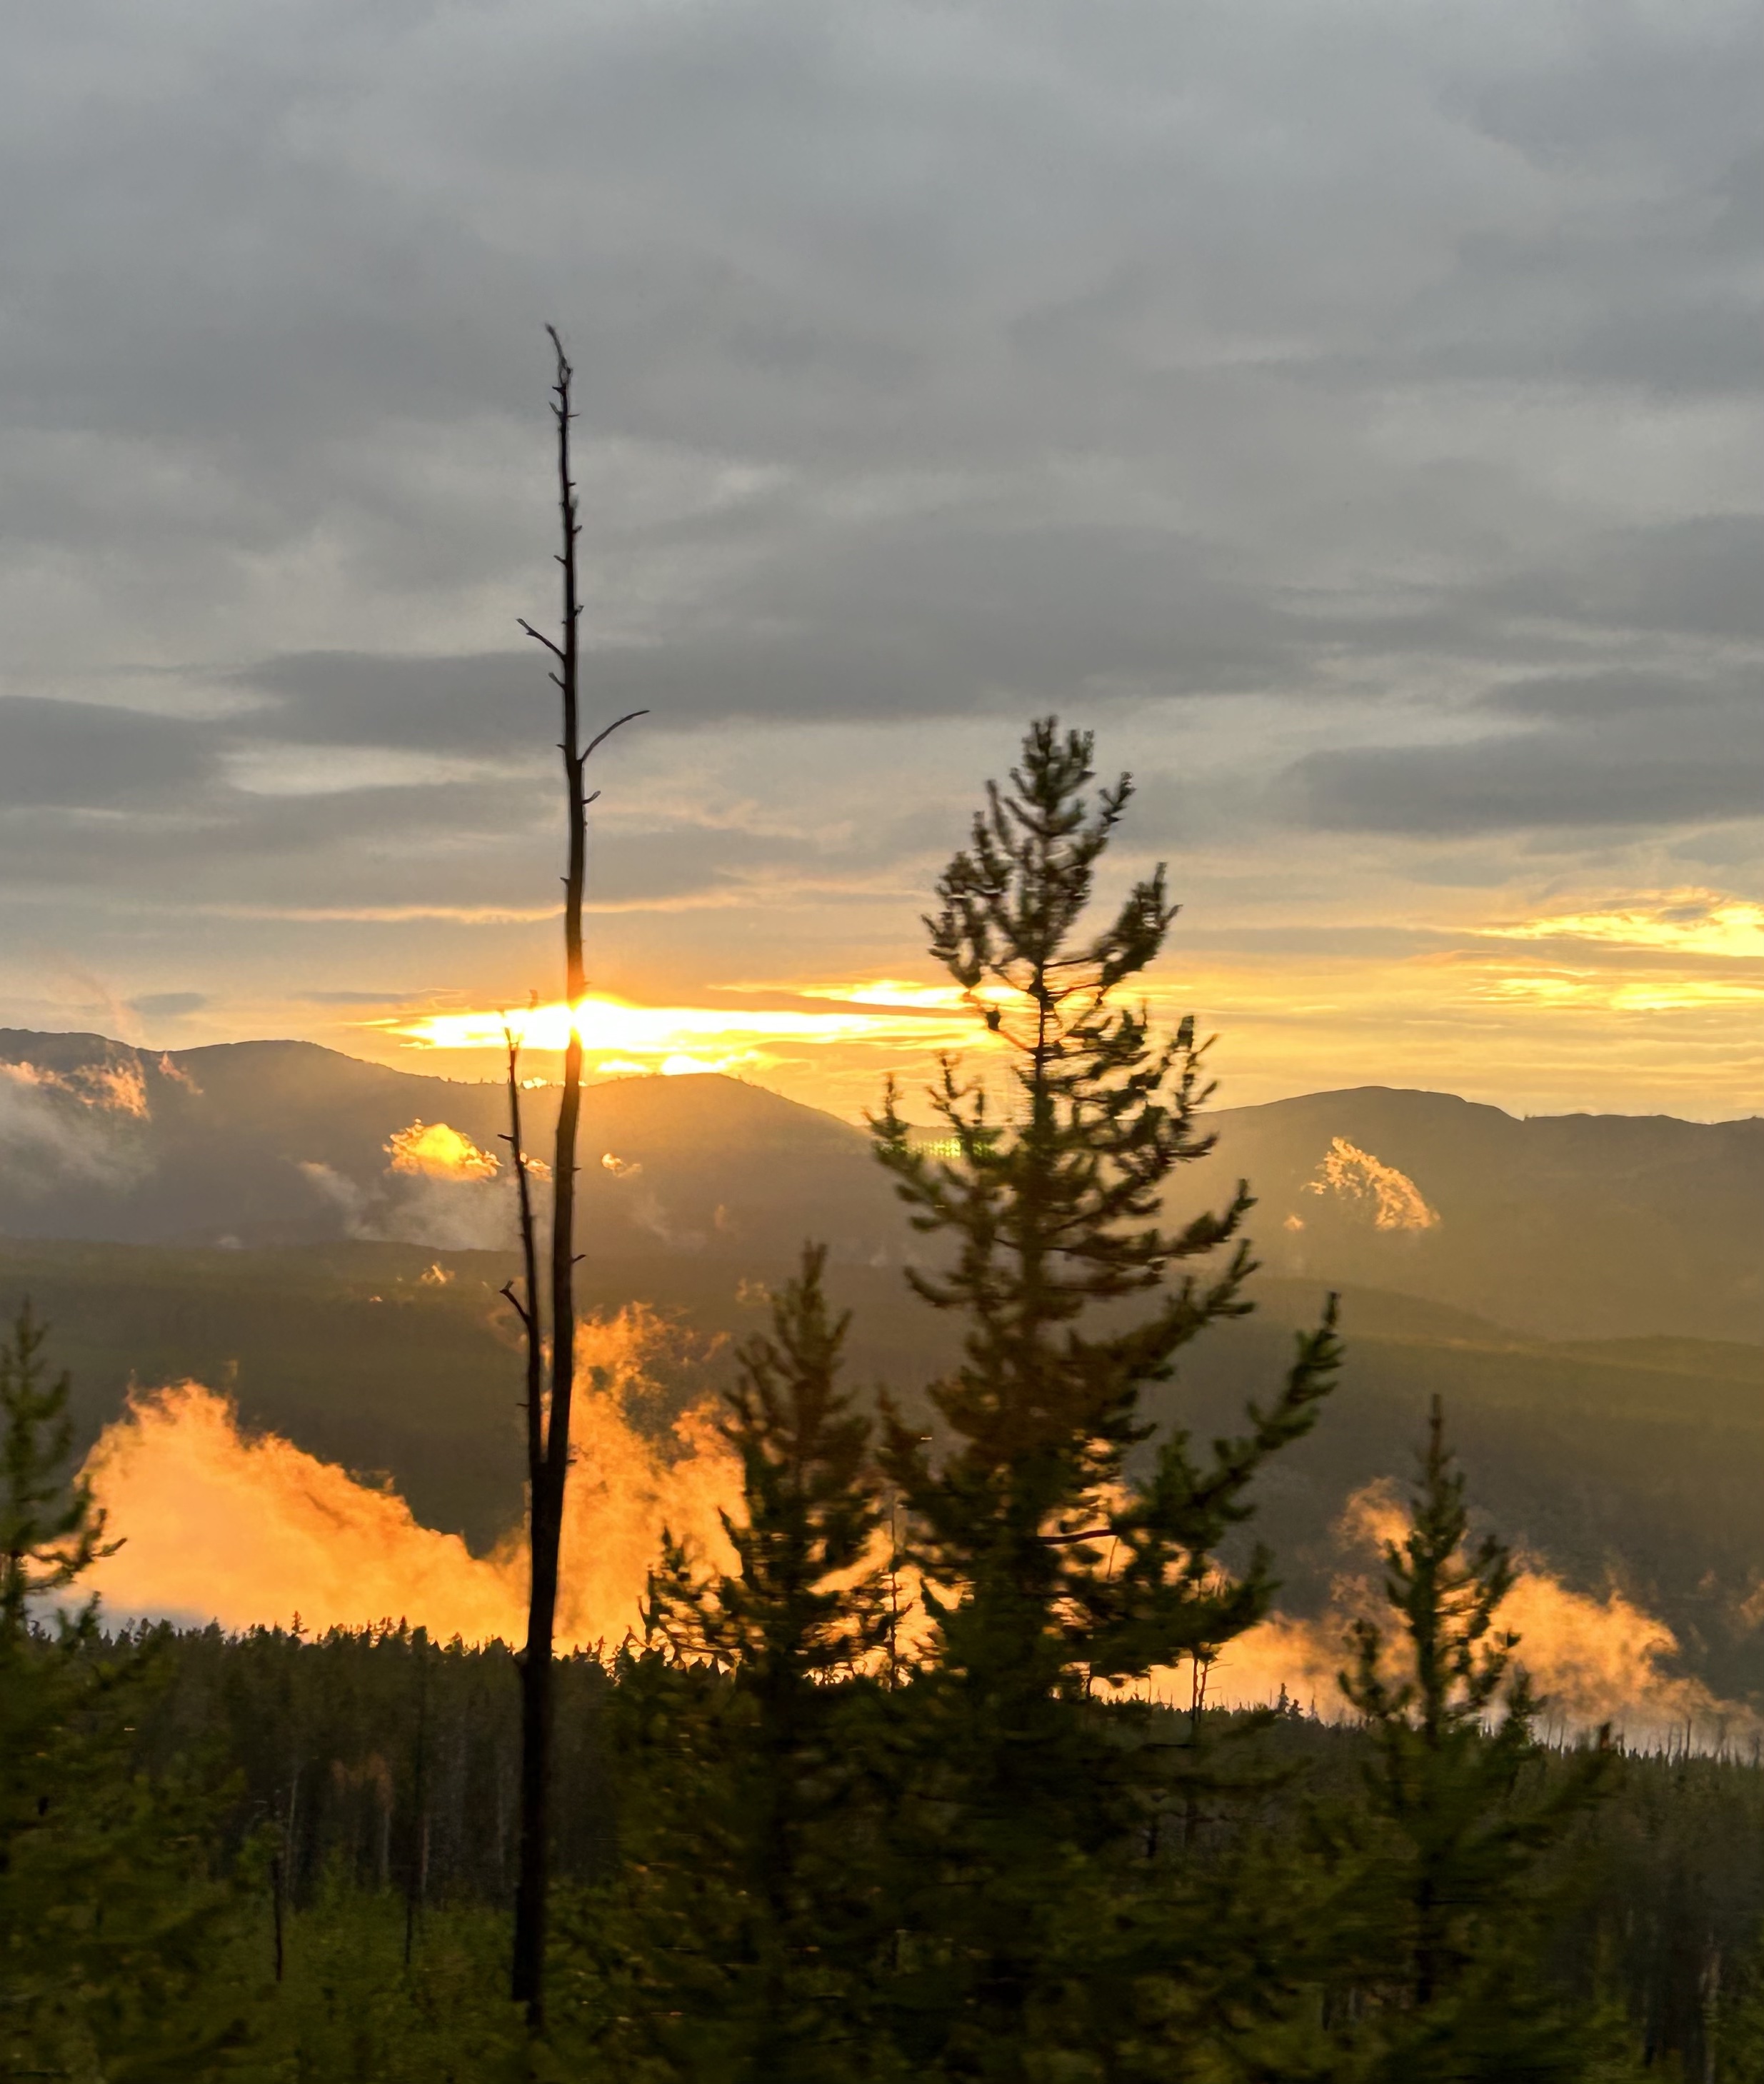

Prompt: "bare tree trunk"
[509,326,643,2032]
[404,1640,429,1970]
[501,1018,544,1498]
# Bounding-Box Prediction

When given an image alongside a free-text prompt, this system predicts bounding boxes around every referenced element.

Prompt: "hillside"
[0,1029,892,1262]
[8,1031,1764,1343]
[9,1228,1764,1703]
[1191,1085,1764,1344]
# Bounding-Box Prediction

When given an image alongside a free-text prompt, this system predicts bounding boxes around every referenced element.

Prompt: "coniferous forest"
[9,723,1764,2082]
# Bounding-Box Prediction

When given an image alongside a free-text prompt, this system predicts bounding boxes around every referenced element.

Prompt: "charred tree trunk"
[508,326,643,2031]
[501,1018,544,1499]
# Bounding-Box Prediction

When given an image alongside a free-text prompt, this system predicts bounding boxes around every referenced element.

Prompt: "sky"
[2,0,1762,1123]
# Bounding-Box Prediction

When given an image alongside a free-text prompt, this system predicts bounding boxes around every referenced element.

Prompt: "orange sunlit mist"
[1304,1137,1440,1232]
[1157,1480,1746,1746]
[385,1118,501,1181]
[76,1331,1747,1743]
[81,1308,741,1648]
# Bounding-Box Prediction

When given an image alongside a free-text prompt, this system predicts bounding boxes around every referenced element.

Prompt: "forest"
[10,719,1764,2083]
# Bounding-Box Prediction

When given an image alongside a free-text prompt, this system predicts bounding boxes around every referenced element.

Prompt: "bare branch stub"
[583,707,648,760]
[518,618,566,663]
[498,1278,535,1337]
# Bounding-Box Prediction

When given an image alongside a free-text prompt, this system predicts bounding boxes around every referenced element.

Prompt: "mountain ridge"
[6,1028,1764,1341]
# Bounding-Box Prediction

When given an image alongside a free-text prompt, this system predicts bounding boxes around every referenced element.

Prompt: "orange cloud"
[1476,891,1764,958]
[1173,1478,1744,1747]
[385,1119,500,1183]
[1305,1136,1439,1232]
[81,1308,741,1648]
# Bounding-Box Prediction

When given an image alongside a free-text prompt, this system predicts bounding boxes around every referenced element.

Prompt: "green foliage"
[11,1613,1764,2078]
[0,1304,249,2080]
[568,1246,900,2080]
[646,1243,889,1688]
[228,1883,523,2084]
[0,1298,117,1643]
[1325,1396,1624,2081]
[868,718,1341,2076]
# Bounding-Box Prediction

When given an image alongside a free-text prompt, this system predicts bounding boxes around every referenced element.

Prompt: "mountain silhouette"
[4,1031,1764,1341]
[1190,1085,1764,1343]
[0,1029,890,1263]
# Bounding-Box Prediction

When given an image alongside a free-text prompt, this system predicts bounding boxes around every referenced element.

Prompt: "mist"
[82,1306,740,1648]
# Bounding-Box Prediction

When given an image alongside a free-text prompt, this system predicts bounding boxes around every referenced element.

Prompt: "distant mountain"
[5,1031,1764,1342]
[1187,1086,1764,1344]
[0,1029,893,1262]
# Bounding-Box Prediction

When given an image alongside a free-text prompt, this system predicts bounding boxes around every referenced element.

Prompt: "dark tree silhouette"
[1,1300,116,1643]
[1332,1396,1615,2080]
[507,326,644,2030]
[592,1246,896,2078]
[869,718,1341,2074]
[0,1307,234,2075]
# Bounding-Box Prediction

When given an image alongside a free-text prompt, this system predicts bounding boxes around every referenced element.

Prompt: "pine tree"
[576,1247,899,2081]
[0,1303,245,2081]
[868,718,1341,2078]
[0,1298,116,1643]
[1330,1396,1627,2082]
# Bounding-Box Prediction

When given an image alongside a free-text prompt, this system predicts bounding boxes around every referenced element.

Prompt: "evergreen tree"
[576,1247,899,2080]
[868,718,1341,2078]
[0,1302,245,2081]
[1,1298,116,1642]
[1329,1396,1625,2082]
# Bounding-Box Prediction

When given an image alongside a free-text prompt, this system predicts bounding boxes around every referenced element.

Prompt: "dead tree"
[500,1013,543,1503]
[506,326,643,2029]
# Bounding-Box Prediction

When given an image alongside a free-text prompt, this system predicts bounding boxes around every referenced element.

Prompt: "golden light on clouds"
[1473,972,1764,1012]
[1449,888,1764,1022]
[1476,891,1764,958]
[342,884,1764,1125]
[387,984,988,1083]
[384,1119,501,1181]
[1305,1136,1439,1232]
[793,978,977,1011]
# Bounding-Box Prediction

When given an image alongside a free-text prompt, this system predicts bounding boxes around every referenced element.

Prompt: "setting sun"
[385,985,990,1084]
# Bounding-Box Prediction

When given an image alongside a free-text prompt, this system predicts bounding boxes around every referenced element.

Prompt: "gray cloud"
[0,699,209,809]
[1478,671,1704,722]
[0,0,1760,1008]
[128,991,208,1018]
[1291,671,1764,836]
[0,738,935,924]
[228,653,556,752]
[229,518,1308,743]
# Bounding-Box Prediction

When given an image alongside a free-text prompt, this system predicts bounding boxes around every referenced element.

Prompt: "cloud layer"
[2,1,1760,1111]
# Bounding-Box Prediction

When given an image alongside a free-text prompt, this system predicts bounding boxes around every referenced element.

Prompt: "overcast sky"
[3,0,1761,1118]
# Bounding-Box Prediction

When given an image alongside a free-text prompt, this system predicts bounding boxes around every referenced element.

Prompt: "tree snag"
[508,326,643,2030]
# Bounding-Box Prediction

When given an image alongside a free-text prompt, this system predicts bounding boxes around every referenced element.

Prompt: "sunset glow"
[387,986,988,1083]
[384,1119,501,1181]
[1477,893,1764,958]
[359,891,1764,1121]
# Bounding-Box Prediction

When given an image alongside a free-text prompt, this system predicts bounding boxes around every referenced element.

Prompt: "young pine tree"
[870,718,1341,2078]
[0,1303,245,2081]
[1330,1396,1626,2083]
[0,1298,116,1641]
[578,1247,898,2082]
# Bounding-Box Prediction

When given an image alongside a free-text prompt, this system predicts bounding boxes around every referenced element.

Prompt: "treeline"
[35,1618,1764,2080]
[11,723,1764,2080]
